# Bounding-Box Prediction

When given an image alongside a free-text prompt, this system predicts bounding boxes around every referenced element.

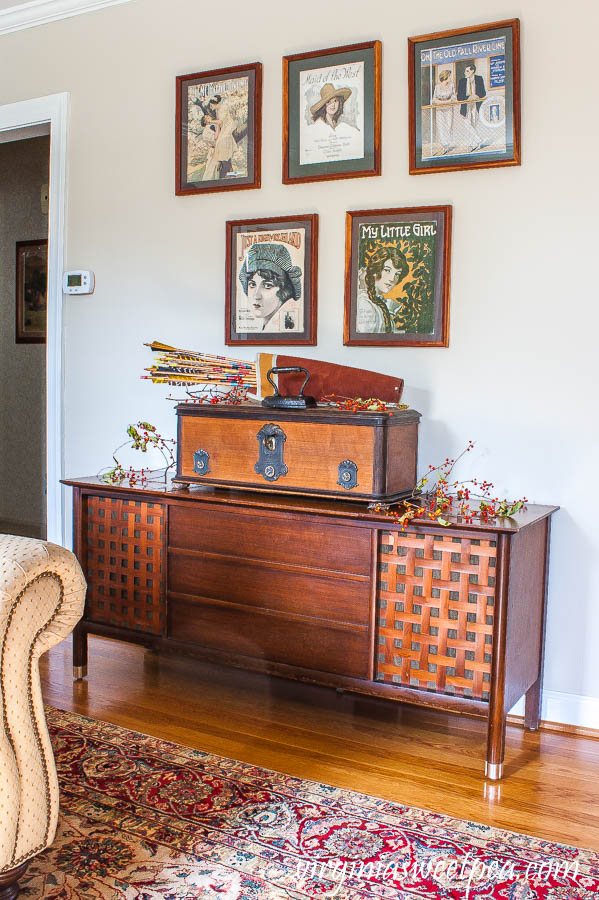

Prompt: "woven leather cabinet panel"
[85,496,165,635]
[376,530,496,701]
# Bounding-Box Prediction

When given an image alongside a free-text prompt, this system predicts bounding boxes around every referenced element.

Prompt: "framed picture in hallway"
[283,40,381,184]
[176,62,262,195]
[408,19,520,174]
[344,206,451,347]
[15,239,47,344]
[225,214,318,346]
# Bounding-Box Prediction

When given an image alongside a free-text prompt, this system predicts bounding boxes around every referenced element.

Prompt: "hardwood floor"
[41,635,599,851]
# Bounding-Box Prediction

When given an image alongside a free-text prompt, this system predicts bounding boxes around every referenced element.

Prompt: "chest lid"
[175,402,421,427]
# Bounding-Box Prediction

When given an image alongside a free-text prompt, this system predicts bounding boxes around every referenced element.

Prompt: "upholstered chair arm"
[0,535,86,879]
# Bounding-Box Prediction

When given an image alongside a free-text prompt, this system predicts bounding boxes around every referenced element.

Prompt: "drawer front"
[178,416,374,494]
[169,551,369,625]
[169,506,372,576]
[84,495,166,635]
[376,530,496,701]
[168,596,369,678]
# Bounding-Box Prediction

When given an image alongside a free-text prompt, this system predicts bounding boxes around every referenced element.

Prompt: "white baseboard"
[0,0,132,36]
[510,690,599,731]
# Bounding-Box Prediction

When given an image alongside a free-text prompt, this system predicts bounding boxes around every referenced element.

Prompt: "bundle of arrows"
[142,341,257,390]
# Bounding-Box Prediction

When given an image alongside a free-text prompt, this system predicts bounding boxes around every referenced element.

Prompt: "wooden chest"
[174,403,420,502]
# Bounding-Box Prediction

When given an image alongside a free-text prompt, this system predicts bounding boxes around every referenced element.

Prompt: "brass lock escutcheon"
[255,424,288,482]
[193,449,210,475]
[337,459,358,490]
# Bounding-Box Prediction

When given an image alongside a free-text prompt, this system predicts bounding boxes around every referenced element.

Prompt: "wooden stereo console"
[64,476,557,780]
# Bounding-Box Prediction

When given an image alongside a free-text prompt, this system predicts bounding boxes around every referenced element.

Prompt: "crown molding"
[0,0,132,36]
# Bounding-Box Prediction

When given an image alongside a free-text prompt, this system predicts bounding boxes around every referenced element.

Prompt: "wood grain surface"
[179,415,376,492]
[64,478,558,534]
[168,505,372,574]
[167,596,370,677]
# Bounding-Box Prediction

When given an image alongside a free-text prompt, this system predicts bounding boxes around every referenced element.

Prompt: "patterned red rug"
[19,708,598,898]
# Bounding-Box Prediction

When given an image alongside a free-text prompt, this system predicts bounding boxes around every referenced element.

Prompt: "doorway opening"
[0,126,50,538]
[0,94,68,545]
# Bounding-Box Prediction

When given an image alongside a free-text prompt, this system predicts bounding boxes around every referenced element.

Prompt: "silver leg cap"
[484,761,503,781]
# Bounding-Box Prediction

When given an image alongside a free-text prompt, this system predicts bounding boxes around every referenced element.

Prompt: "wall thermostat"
[63,270,95,295]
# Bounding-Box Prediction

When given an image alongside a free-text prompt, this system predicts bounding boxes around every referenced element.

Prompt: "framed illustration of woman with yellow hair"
[344,206,452,347]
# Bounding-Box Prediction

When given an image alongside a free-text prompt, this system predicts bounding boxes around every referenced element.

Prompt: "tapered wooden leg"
[485,712,506,781]
[0,862,29,899]
[524,520,551,733]
[525,676,542,731]
[73,623,88,679]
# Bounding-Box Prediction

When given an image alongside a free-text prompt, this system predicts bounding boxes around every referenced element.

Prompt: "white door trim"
[0,92,69,545]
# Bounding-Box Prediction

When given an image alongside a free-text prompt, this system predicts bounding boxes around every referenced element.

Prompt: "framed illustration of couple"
[225,214,318,346]
[283,40,381,184]
[176,62,262,195]
[344,206,452,348]
[409,19,520,174]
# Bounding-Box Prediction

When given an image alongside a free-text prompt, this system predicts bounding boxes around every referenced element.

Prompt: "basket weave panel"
[376,530,496,700]
[85,495,165,635]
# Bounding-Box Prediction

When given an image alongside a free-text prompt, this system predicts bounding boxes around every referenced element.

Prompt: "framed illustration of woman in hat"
[283,41,381,184]
[226,215,318,346]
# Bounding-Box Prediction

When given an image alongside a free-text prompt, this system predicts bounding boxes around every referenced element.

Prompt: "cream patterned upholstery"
[0,535,85,883]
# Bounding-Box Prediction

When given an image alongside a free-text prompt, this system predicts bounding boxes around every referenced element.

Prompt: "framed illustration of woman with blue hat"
[226,215,318,346]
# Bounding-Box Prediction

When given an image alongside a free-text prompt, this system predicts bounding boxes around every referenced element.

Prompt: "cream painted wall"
[0,0,597,712]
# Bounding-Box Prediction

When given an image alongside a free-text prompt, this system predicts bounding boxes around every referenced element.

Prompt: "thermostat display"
[63,270,95,294]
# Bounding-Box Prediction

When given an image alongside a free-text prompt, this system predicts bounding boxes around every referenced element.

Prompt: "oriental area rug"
[19,708,599,899]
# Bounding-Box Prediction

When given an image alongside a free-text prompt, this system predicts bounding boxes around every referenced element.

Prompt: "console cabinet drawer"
[169,505,372,576]
[168,550,369,625]
[168,596,369,677]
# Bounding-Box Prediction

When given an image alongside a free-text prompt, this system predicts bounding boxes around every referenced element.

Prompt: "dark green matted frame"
[283,40,381,185]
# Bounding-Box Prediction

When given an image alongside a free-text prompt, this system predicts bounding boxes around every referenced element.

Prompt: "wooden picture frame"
[283,41,381,185]
[344,206,451,347]
[408,19,520,174]
[226,214,318,346]
[15,239,47,344]
[176,62,262,195]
